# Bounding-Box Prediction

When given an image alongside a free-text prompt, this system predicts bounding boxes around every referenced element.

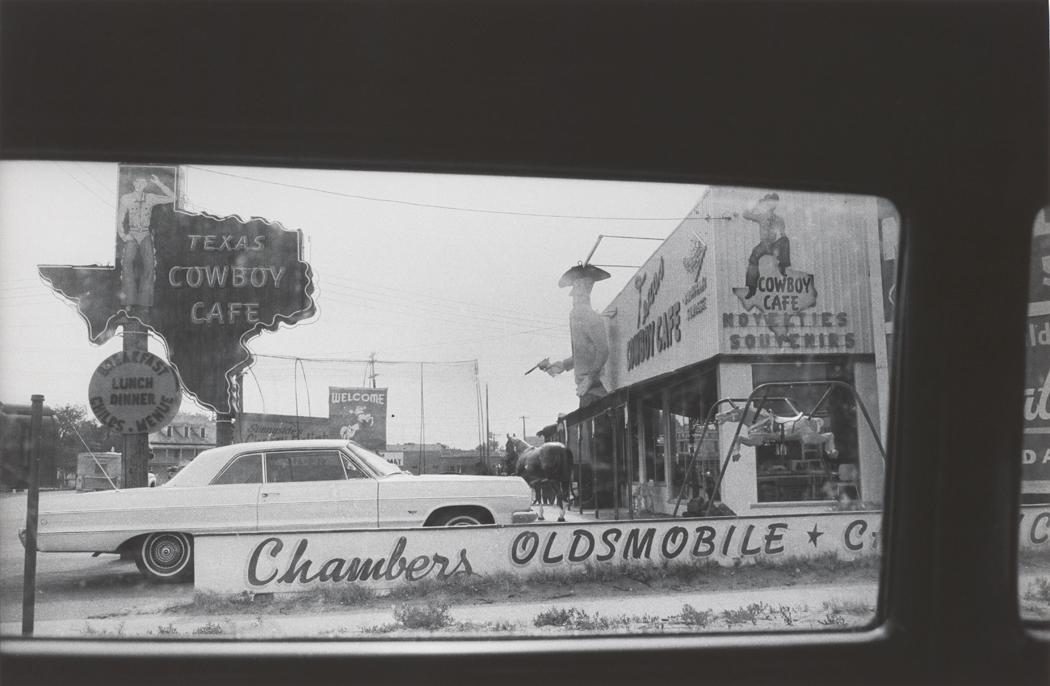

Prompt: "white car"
[22,439,537,582]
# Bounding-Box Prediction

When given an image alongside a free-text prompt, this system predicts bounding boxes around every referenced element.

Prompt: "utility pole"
[485,384,491,461]
[215,369,235,447]
[122,317,151,486]
[367,352,378,388]
[520,415,528,438]
[419,363,425,475]
[22,394,44,636]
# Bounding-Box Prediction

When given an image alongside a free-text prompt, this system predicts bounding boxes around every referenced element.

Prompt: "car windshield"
[161,449,227,487]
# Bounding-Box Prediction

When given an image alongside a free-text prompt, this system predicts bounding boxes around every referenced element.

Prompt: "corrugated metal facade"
[603,187,883,394]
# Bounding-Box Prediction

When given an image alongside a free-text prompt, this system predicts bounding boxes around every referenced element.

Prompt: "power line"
[318,280,563,331]
[303,285,571,339]
[379,324,566,356]
[319,275,564,329]
[74,161,115,195]
[185,165,693,222]
[52,161,114,209]
[253,353,479,365]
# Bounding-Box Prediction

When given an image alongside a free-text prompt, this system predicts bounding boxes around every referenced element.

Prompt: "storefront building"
[562,187,895,517]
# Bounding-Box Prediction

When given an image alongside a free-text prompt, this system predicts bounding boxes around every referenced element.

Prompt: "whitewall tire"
[136,532,193,582]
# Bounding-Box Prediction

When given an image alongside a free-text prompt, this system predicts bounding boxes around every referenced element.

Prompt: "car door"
[257,449,379,531]
[199,452,264,534]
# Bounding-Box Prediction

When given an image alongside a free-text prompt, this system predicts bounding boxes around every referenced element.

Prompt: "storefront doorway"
[635,370,720,515]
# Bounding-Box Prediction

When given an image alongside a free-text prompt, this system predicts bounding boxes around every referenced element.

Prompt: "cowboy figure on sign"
[742,192,791,299]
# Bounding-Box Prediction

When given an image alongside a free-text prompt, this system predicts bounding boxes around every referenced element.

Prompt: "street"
[0,492,192,626]
[0,490,618,629]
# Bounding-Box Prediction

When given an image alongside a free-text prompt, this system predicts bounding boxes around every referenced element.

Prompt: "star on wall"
[807,524,824,547]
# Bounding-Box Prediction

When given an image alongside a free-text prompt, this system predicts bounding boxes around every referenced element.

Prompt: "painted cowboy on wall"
[536,263,612,408]
[743,192,791,298]
[116,169,175,317]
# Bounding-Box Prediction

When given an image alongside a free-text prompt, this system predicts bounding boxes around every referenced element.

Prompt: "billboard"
[190,505,1045,595]
[0,403,58,490]
[237,413,330,443]
[1024,208,1050,494]
[328,387,388,451]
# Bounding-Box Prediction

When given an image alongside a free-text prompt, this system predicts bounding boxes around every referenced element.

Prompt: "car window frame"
[338,451,371,480]
[209,452,264,486]
[0,0,1046,684]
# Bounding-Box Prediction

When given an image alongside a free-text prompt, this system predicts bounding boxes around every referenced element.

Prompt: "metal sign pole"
[21,394,44,636]
[122,320,150,488]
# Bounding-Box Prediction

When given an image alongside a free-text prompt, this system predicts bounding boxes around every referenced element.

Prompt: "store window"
[639,396,667,487]
[750,361,861,504]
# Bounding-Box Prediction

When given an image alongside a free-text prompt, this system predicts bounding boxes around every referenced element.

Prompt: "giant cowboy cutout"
[535,263,611,407]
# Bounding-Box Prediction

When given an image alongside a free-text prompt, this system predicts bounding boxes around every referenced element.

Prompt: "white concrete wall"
[194,506,1050,596]
[195,511,882,595]
[717,363,757,514]
[852,360,886,505]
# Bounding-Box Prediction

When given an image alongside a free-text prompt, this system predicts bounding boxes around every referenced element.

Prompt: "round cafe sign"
[88,351,182,434]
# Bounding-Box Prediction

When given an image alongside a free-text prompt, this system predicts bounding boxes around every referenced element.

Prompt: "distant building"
[387,443,500,475]
[383,451,405,467]
[149,415,215,483]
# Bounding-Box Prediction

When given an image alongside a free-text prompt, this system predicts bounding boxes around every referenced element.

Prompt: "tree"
[53,403,120,474]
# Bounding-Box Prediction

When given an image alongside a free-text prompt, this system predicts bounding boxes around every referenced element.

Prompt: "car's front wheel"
[135,532,193,582]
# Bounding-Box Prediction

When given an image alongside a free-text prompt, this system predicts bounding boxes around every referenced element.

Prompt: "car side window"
[265,450,347,483]
[211,454,263,485]
[340,453,369,480]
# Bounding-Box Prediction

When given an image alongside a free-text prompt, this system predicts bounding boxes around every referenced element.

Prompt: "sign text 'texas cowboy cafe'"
[39,165,316,415]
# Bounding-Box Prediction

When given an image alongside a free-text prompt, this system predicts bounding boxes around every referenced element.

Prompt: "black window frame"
[1,0,1046,685]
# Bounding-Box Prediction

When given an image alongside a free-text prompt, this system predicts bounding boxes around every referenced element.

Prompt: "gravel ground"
[3,580,881,638]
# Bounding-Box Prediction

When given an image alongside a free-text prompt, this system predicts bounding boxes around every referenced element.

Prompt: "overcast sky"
[0,161,703,448]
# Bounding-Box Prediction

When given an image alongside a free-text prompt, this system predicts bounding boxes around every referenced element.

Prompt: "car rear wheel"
[430,509,491,526]
[135,532,193,582]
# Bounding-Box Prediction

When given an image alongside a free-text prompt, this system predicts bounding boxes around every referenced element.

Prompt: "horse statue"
[504,435,574,522]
